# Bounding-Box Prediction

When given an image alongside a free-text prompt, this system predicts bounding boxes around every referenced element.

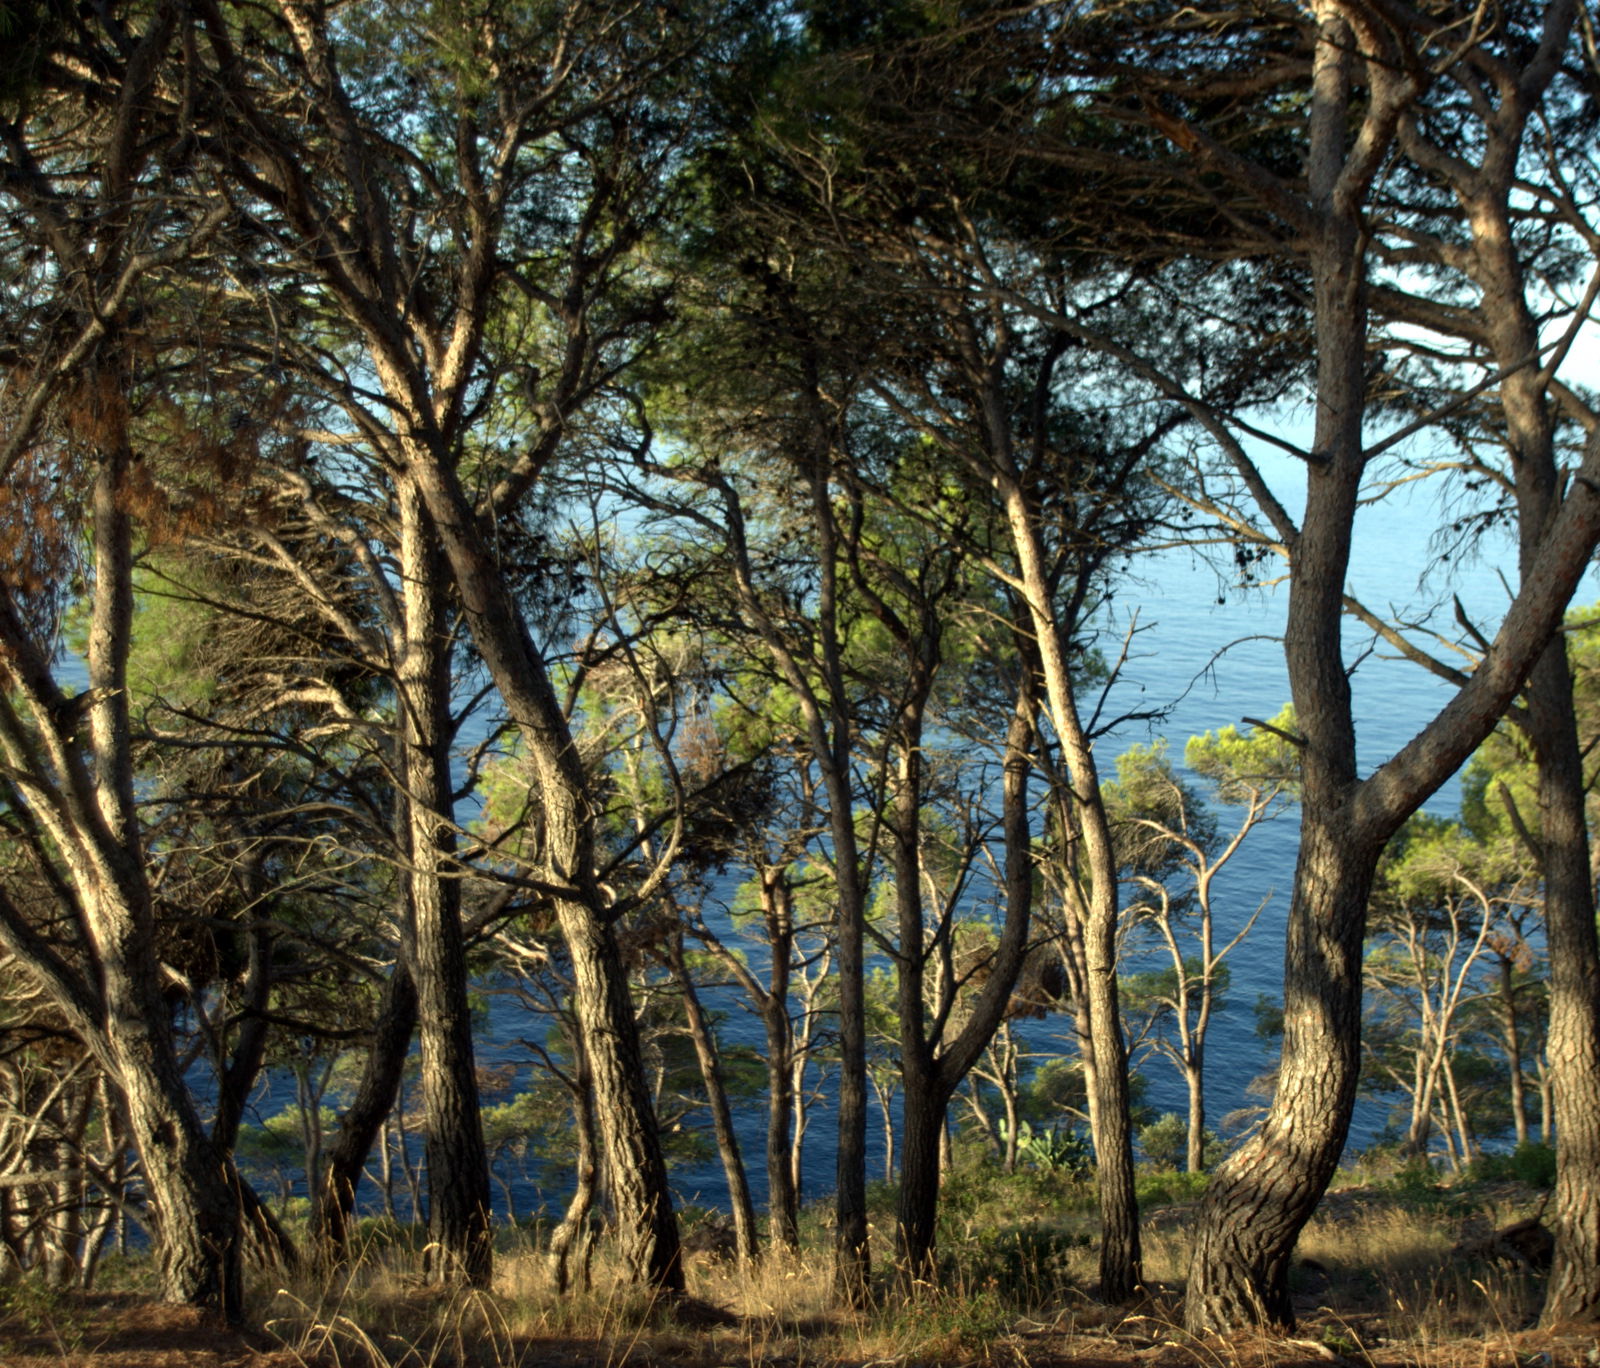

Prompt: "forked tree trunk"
[706,456,869,1300]
[403,460,683,1292]
[1527,636,1600,1323]
[894,700,1034,1282]
[83,447,245,1319]
[198,6,684,1289]
[1004,500,1140,1302]
[1433,38,1600,1309]
[761,874,800,1251]
[1182,5,1600,1326]
[54,810,244,1313]
[1185,6,1395,1329]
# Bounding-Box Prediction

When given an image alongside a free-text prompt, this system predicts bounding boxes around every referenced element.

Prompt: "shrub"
[1510,1141,1557,1188]
[952,1222,1088,1289]
[1469,1141,1556,1189]
[1138,1112,1223,1172]
[1136,1169,1208,1206]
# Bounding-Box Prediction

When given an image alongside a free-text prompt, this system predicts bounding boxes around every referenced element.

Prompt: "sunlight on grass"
[213,1172,1563,1368]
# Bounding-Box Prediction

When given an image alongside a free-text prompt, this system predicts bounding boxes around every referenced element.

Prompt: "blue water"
[243,454,1592,1219]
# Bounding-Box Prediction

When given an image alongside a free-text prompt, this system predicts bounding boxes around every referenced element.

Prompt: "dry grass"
[6,1179,1589,1368]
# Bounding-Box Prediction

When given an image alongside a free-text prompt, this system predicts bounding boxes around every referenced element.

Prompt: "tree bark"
[1005,496,1140,1302]
[895,696,1035,1281]
[549,1026,600,1295]
[1183,3,1600,1326]
[402,459,683,1291]
[1430,17,1600,1307]
[0,445,249,1322]
[398,486,492,1287]
[761,874,801,1251]
[1186,820,1377,1328]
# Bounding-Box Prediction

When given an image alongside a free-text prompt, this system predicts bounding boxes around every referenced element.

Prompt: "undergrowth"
[0,1158,1562,1368]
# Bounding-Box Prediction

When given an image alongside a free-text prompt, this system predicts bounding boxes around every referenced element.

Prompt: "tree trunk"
[313,961,418,1257]
[896,1087,948,1284]
[1502,963,1530,1149]
[1529,648,1600,1323]
[1186,820,1376,1328]
[1005,510,1140,1302]
[761,877,800,1251]
[399,485,492,1288]
[1185,6,1398,1329]
[404,459,683,1292]
[81,448,246,1320]
[1185,1061,1206,1175]
[549,1028,601,1295]
[894,696,1035,1284]
[1440,36,1600,1309]
[668,937,760,1267]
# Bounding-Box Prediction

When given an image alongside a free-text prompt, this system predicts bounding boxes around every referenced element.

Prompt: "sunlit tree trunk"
[397,485,493,1286]
[549,1027,600,1295]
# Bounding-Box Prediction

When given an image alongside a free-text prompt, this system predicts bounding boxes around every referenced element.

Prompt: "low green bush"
[1135,1169,1208,1206]
[1468,1141,1556,1189]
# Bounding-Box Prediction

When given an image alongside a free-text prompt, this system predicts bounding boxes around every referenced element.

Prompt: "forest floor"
[5,1173,1597,1368]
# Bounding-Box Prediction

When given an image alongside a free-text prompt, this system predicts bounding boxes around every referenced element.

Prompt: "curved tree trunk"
[1185,6,1396,1329]
[1005,501,1140,1302]
[1434,39,1600,1312]
[1526,620,1600,1326]
[761,876,801,1251]
[73,449,247,1319]
[895,696,1035,1282]
[1185,821,1375,1328]
[313,962,418,1257]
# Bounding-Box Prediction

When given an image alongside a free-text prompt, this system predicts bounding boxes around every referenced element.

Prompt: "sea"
[226,450,1594,1223]
[455,450,1592,1222]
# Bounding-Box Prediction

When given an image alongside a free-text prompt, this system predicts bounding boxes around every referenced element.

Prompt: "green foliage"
[0,1278,90,1349]
[1123,960,1232,1036]
[1012,1055,1154,1132]
[879,1282,1015,1354]
[480,1093,547,1159]
[1137,1111,1221,1171]
[1254,993,1285,1039]
[1462,602,1600,852]
[1468,1141,1556,1190]
[999,1119,1093,1175]
[928,1145,1094,1308]
[937,1145,1095,1226]
[1374,812,1524,910]
[1184,705,1302,804]
[236,1105,333,1166]
[1384,1159,1444,1201]
[1105,740,1218,871]
[1135,1168,1209,1206]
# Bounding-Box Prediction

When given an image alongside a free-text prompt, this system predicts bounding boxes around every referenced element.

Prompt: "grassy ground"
[1,1159,1590,1368]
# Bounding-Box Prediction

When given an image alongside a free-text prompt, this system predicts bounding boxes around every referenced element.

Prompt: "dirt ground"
[5,1291,1600,1368]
